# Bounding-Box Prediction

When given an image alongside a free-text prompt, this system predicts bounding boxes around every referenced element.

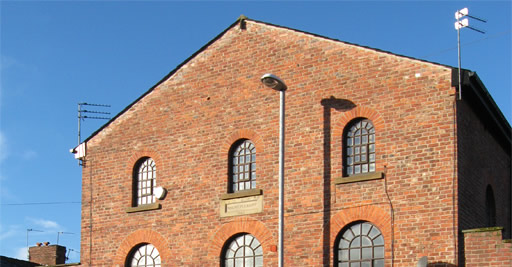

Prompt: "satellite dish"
[154,186,167,200]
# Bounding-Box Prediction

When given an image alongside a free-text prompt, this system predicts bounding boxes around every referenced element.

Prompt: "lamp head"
[261,73,287,91]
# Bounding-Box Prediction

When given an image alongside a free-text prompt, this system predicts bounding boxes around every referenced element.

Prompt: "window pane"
[374,246,384,258]
[362,164,368,173]
[340,239,350,249]
[362,236,372,246]
[226,249,234,258]
[254,246,262,255]
[369,163,376,172]
[374,236,384,246]
[340,249,349,261]
[244,247,253,256]
[352,237,361,247]
[374,259,384,267]
[343,230,354,240]
[362,247,372,259]
[354,165,361,174]
[255,256,263,267]
[350,248,360,260]
[369,227,380,239]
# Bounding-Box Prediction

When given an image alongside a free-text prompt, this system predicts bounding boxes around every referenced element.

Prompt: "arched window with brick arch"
[229,139,256,192]
[343,118,376,176]
[125,243,161,267]
[222,233,263,267]
[133,157,156,206]
[334,221,385,267]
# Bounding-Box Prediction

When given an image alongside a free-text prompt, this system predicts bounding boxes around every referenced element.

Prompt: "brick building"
[73,17,511,266]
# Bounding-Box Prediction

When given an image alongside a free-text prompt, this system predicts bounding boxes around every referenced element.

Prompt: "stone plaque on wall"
[220,195,263,217]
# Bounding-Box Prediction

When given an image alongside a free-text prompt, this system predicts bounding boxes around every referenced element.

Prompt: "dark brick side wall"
[457,96,512,265]
[457,98,511,234]
[80,20,461,266]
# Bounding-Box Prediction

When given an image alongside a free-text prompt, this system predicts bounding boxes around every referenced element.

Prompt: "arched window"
[335,221,384,267]
[222,233,263,267]
[126,243,161,267]
[134,158,156,206]
[344,119,375,176]
[229,140,256,192]
[486,185,497,227]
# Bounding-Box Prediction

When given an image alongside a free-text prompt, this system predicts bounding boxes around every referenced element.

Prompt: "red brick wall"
[463,227,512,266]
[29,244,66,265]
[80,20,460,266]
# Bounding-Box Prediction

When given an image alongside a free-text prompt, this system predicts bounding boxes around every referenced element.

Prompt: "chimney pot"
[36,242,42,247]
[43,242,50,246]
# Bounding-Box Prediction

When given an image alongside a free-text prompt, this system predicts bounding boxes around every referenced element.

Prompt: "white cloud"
[0,224,19,241]
[15,246,29,260]
[28,218,61,230]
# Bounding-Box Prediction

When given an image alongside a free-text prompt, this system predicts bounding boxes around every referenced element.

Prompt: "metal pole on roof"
[454,8,486,100]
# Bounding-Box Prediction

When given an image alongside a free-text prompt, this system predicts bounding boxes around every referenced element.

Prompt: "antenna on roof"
[66,248,79,262]
[77,103,111,146]
[72,103,111,166]
[455,7,486,100]
[56,231,74,245]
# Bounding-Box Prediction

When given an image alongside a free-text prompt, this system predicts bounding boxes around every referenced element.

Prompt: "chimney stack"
[29,242,66,265]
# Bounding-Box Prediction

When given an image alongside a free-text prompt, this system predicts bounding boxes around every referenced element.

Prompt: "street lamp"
[261,73,287,267]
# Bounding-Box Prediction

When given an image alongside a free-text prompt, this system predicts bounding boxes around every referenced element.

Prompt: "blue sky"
[0,0,510,263]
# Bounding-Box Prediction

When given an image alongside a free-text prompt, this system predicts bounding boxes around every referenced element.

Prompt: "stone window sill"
[125,203,161,213]
[221,188,263,200]
[334,172,384,184]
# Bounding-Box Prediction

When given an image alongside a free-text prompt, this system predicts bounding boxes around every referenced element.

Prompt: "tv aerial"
[72,103,111,166]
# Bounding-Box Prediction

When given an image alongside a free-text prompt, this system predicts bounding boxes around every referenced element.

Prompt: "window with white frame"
[335,221,384,267]
[344,119,375,176]
[126,243,161,267]
[134,158,156,206]
[229,140,256,192]
[222,233,263,267]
